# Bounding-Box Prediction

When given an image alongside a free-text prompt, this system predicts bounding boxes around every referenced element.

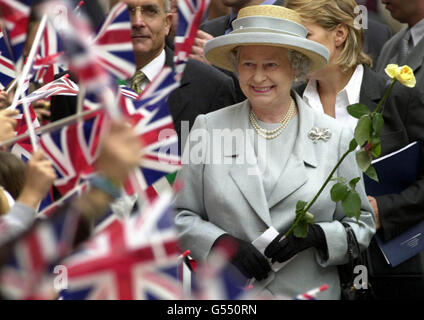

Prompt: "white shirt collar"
[302,64,364,133]
[139,49,166,86]
[410,18,424,47]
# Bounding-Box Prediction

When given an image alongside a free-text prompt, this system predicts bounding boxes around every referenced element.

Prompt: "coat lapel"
[267,93,317,209]
[226,101,272,226]
[406,36,424,73]
[165,46,191,121]
[359,68,383,112]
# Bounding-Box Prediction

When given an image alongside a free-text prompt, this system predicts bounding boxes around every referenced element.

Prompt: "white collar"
[410,18,424,47]
[342,64,364,105]
[303,64,364,110]
[140,49,166,82]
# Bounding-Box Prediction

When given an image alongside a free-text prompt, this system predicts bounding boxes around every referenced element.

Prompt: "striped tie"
[131,70,147,94]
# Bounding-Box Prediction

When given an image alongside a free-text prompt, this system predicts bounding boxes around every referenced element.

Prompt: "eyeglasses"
[128,5,164,18]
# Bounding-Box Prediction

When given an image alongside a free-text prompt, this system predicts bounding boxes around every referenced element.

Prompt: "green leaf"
[296,200,308,212]
[347,103,371,119]
[371,143,381,158]
[330,176,347,184]
[365,164,379,182]
[356,150,372,172]
[349,177,361,189]
[293,220,308,238]
[348,139,358,152]
[331,183,349,202]
[354,115,372,146]
[341,190,362,220]
[372,113,384,137]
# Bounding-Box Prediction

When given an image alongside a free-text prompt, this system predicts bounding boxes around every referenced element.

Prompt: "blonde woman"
[286,0,424,299]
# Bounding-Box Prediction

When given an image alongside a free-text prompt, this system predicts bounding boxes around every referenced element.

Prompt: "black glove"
[212,234,271,281]
[264,224,328,263]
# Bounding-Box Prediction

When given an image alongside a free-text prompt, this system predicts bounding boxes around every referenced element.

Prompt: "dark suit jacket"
[294,67,424,280]
[363,18,392,69]
[376,27,424,91]
[50,47,236,152]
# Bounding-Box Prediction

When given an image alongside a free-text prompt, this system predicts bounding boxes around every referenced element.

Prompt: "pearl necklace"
[249,98,296,140]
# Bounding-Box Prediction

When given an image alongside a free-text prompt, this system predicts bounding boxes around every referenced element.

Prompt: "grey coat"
[174,93,376,299]
[376,27,424,89]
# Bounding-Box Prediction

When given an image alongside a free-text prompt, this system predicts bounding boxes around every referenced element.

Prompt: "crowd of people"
[0,0,423,300]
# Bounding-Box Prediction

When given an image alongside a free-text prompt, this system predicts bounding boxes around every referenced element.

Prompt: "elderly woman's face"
[237,45,295,111]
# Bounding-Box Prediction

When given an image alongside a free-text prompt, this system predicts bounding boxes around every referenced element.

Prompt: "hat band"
[231,16,307,38]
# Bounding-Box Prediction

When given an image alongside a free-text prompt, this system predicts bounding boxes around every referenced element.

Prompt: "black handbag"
[338,222,375,300]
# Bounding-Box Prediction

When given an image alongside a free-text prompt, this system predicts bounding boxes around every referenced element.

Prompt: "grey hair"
[229,46,312,81]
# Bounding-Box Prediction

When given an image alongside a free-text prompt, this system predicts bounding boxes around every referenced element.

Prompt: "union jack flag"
[60,191,184,300]
[128,67,181,189]
[93,1,135,81]
[31,19,66,84]
[39,111,105,196]
[0,0,32,66]
[19,74,79,105]
[174,0,210,80]
[0,29,16,89]
[14,101,40,137]
[37,182,88,218]
[0,203,84,299]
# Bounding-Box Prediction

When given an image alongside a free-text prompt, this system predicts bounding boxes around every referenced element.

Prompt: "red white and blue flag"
[39,111,105,196]
[124,67,181,190]
[60,192,184,300]
[0,29,16,89]
[0,204,83,300]
[0,0,32,66]
[19,74,79,105]
[31,19,66,84]
[174,0,210,80]
[93,1,135,81]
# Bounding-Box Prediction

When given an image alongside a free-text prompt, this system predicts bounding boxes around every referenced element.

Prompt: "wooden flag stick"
[9,14,48,111]
[0,107,101,147]
[8,14,49,150]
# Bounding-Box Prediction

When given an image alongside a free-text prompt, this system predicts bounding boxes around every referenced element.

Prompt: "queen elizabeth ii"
[174,5,375,299]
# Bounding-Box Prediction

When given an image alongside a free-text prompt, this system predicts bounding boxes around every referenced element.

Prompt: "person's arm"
[374,87,424,240]
[0,150,56,244]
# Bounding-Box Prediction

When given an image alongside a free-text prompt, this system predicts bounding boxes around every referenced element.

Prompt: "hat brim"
[204,32,329,73]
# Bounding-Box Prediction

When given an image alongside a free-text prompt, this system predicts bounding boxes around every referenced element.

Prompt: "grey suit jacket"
[174,93,375,299]
[376,27,424,89]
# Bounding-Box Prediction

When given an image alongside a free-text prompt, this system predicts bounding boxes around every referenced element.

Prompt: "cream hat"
[204,5,329,73]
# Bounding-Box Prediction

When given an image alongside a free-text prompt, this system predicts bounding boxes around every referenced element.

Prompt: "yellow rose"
[384,64,399,79]
[396,65,416,88]
[384,64,416,88]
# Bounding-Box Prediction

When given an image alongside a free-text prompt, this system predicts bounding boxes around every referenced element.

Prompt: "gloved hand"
[264,224,328,263]
[212,234,271,281]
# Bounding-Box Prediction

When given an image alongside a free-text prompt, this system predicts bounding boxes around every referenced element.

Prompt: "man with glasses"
[128,0,236,150]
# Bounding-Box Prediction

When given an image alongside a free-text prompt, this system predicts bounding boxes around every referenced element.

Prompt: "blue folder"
[374,221,424,267]
[364,141,422,267]
[364,141,420,197]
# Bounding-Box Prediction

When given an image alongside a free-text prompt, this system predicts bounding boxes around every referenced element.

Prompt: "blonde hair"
[285,0,372,72]
[0,188,10,216]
